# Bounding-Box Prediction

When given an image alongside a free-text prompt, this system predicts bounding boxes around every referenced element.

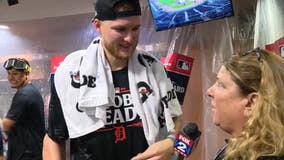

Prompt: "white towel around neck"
[54,38,182,144]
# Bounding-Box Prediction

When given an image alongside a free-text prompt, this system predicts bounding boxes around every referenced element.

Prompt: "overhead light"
[0,25,9,30]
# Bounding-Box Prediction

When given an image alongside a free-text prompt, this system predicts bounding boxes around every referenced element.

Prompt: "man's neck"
[103,50,129,71]
[15,81,30,90]
[108,57,128,71]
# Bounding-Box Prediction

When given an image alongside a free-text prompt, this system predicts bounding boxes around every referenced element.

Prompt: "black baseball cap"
[94,0,141,20]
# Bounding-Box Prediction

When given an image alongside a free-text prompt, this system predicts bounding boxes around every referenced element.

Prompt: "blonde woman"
[207,48,284,160]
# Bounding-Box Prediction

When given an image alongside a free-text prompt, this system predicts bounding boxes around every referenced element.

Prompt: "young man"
[43,0,183,160]
[2,58,45,160]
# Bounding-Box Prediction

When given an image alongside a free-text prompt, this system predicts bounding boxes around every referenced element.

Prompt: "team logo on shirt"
[137,81,153,103]
[95,87,143,144]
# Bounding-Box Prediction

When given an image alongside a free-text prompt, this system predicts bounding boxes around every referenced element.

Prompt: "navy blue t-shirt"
[48,67,148,160]
[6,83,45,160]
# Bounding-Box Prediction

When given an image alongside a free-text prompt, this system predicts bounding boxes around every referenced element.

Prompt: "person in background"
[43,0,183,160]
[1,58,45,160]
[207,48,284,160]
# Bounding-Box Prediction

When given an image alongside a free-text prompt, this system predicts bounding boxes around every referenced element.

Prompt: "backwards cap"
[94,0,141,20]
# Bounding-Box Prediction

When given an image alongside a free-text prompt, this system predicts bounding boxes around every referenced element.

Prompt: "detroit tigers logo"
[70,71,96,88]
[137,82,153,103]
[138,54,157,67]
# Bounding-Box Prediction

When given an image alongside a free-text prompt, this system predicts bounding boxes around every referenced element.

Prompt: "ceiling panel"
[0,0,94,22]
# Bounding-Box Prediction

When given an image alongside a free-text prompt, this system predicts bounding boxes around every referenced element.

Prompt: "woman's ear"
[244,92,258,117]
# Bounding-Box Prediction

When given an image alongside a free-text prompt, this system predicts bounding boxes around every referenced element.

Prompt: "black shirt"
[6,83,45,160]
[48,67,148,160]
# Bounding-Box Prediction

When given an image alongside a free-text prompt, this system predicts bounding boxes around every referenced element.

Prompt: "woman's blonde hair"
[223,49,284,159]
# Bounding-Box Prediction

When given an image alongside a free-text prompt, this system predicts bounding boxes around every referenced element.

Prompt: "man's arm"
[131,115,183,160]
[1,118,16,133]
[44,74,69,160]
[43,134,66,160]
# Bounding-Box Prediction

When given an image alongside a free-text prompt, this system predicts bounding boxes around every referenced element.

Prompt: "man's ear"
[25,70,30,77]
[244,92,258,117]
[24,70,30,75]
[93,19,101,34]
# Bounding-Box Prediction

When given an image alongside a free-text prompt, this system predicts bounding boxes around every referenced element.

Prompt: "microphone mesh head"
[183,122,201,140]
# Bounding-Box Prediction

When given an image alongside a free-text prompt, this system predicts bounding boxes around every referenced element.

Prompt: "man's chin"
[118,53,132,60]
[120,48,134,56]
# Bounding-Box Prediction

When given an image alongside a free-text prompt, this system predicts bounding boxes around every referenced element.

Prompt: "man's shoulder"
[17,84,38,95]
[64,49,87,62]
[56,50,86,70]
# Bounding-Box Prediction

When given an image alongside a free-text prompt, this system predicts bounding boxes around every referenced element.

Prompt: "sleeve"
[152,54,183,118]
[47,74,69,142]
[6,91,29,121]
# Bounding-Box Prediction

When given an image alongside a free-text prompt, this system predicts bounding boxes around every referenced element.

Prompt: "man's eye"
[132,27,140,32]
[115,28,125,32]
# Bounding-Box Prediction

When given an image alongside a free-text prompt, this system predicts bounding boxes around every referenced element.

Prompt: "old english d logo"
[137,82,153,103]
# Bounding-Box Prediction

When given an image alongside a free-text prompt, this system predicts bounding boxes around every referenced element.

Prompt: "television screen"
[148,0,234,31]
